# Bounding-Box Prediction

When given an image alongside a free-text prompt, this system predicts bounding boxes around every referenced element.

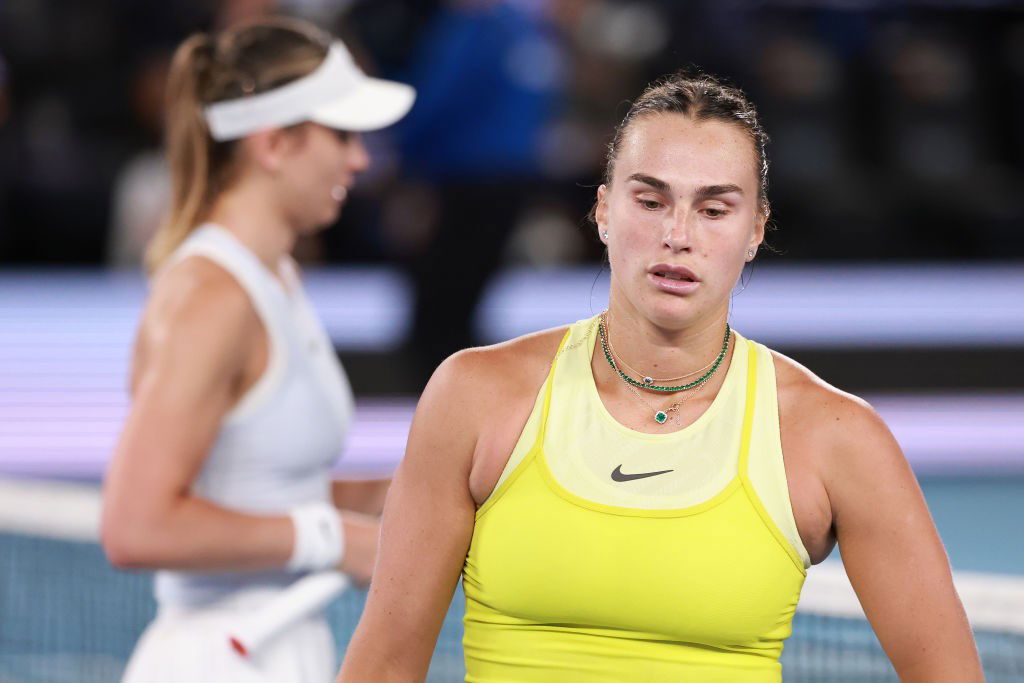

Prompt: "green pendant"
[654,411,668,424]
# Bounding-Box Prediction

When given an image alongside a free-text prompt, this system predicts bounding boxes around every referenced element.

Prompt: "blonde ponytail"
[145,34,219,272]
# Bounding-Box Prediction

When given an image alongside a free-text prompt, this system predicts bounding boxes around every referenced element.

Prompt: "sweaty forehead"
[613,113,758,192]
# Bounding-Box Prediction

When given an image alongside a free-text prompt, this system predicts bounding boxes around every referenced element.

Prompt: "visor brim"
[310,77,415,133]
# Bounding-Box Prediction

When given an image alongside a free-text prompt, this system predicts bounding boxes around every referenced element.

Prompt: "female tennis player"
[337,72,982,681]
[100,17,413,682]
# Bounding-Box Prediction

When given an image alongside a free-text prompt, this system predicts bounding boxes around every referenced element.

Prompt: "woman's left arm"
[331,479,390,516]
[820,393,982,681]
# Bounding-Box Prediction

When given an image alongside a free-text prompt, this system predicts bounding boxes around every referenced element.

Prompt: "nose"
[347,134,370,173]
[663,208,693,253]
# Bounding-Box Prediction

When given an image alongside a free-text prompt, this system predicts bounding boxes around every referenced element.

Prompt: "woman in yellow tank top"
[339,72,982,682]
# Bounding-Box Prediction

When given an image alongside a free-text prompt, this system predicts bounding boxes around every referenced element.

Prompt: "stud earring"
[603,231,609,240]
[747,249,755,259]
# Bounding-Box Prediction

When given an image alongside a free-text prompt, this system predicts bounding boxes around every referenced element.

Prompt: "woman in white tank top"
[101,17,414,683]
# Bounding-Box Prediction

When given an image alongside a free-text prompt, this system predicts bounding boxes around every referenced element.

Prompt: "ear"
[242,128,300,173]
[595,184,609,243]
[750,212,766,254]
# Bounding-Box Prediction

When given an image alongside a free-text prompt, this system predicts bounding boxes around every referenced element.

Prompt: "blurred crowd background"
[1,0,1023,379]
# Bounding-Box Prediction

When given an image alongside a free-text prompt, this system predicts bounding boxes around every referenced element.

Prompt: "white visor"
[204,41,415,141]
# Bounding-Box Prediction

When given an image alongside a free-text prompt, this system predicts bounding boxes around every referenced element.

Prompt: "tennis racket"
[227,571,350,657]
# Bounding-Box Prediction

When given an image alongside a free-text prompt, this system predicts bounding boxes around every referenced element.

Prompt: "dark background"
[1,0,1022,391]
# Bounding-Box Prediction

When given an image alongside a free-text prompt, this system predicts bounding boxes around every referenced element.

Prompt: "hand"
[337,511,379,588]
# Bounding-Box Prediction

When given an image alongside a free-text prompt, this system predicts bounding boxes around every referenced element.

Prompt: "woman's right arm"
[336,349,489,682]
[101,260,377,579]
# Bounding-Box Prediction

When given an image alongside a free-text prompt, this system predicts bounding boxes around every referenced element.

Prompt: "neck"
[603,301,730,379]
[206,180,296,275]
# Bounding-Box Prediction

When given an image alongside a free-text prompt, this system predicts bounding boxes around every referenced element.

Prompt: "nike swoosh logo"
[611,465,674,482]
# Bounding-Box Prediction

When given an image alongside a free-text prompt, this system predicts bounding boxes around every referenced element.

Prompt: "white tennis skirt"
[122,587,336,683]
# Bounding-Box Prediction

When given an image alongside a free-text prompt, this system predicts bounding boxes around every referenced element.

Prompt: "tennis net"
[1,476,1021,682]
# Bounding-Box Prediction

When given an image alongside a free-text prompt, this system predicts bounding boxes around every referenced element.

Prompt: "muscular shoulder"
[412,326,568,454]
[151,255,254,320]
[426,326,569,416]
[134,257,260,386]
[144,257,257,341]
[770,350,904,495]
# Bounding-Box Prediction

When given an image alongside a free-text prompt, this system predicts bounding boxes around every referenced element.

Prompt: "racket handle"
[227,571,349,657]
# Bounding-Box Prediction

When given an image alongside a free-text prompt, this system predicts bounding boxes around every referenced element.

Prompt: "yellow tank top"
[462,316,809,682]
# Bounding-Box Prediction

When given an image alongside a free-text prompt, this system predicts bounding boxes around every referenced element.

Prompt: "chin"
[614,277,719,330]
[324,204,342,224]
[307,208,340,234]
[645,288,722,328]
[647,306,699,331]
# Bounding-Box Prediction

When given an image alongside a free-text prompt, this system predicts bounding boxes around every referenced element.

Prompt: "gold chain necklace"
[622,376,709,427]
[549,319,596,367]
[552,315,715,426]
[599,314,730,393]
[605,315,716,386]
[601,312,726,424]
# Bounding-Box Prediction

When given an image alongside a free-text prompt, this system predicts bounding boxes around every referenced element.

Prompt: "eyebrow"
[695,184,744,201]
[626,173,744,200]
[627,173,670,191]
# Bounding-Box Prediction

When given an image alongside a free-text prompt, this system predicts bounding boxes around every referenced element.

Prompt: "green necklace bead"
[598,318,730,392]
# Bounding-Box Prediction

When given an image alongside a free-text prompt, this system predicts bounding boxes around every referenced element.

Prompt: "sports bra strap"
[534,327,573,451]
[737,340,759,479]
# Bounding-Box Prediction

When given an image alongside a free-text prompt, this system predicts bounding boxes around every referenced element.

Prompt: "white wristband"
[286,502,344,572]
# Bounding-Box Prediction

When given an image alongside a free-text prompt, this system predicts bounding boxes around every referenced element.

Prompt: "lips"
[648,264,700,294]
[649,264,699,282]
[655,271,694,281]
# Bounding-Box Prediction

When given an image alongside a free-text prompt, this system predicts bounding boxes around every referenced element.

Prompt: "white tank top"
[154,224,355,606]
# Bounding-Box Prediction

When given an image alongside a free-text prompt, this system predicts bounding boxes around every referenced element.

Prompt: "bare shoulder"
[428,325,570,404]
[408,326,570,494]
[769,351,978,678]
[770,350,905,493]
[771,350,896,451]
[149,256,254,322]
[142,257,258,343]
[133,257,260,385]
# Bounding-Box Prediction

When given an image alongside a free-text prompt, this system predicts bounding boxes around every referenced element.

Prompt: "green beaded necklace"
[598,315,731,394]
